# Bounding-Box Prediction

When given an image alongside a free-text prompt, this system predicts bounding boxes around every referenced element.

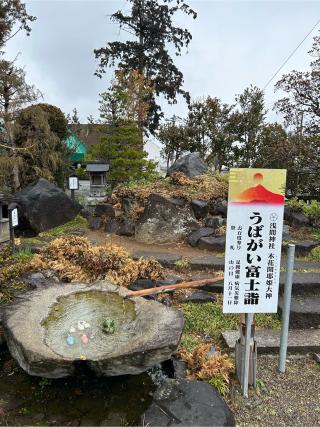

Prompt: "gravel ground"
[230,355,320,426]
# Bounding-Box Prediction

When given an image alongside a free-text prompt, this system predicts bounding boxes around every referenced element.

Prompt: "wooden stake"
[126,276,224,298]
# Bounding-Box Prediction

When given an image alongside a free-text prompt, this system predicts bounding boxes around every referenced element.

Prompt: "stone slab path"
[221,329,320,354]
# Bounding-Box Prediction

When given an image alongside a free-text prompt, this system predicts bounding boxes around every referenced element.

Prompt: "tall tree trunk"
[138,0,145,150]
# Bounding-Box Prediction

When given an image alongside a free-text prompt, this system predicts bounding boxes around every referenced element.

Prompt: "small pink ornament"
[81,334,89,344]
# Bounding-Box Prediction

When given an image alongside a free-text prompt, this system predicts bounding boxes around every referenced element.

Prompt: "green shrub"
[287,198,320,222]
[309,246,320,261]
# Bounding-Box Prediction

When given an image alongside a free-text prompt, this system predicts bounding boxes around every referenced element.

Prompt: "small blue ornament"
[66,335,75,346]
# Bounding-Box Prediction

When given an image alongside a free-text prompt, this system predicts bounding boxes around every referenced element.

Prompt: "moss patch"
[39,215,88,238]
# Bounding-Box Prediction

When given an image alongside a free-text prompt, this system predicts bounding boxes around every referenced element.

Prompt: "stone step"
[279,272,320,295]
[278,295,320,329]
[199,272,320,295]
[222,329,320,354]
[131,251,320,272]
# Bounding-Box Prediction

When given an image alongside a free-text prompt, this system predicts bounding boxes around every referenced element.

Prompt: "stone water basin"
[3,281,184,378]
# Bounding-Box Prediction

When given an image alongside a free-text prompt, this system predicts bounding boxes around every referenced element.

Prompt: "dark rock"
[172,357,187,379]
[104,218,120,234]
[205,216,223,230]
[135,194,198,244]
[284,206,310,227]
[189,255,225,271]
[117,219,135,236]
[128,279,155,292]
[293,241,319,257]
[3,281,184,378]
[141,378,235,426]
[198,236,226,252]
[156,275,183,286]
[14,178,81,235]
[21,272,48,289]
[209,199,228,217]
[184,290,217,303]
[191,199,209,219]
[131,250,182,267]
[79,208,92,220]
[94,203,115,218]
[167,153,208,178]
[188,227,215,247]
[88,216,102,230]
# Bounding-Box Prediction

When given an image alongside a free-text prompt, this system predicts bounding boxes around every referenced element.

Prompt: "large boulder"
[167,153,208,178]
[141,378,235,426]
[3,281,184,378]
[135,194,199,244]
[14,178,81,235]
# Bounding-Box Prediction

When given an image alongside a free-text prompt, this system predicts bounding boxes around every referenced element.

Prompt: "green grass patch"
[39,215,88,238]
[181,299,281,340]
[13,247,34,263]
[179,333,203,352]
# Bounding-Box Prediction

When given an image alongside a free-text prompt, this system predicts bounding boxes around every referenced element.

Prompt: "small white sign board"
[68,176,79,190]
[11,208,18,228]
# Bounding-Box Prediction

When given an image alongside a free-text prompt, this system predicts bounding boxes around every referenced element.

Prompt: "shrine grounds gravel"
[230,355,320,426]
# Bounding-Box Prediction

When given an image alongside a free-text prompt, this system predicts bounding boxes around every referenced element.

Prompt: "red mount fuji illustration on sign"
[232,173,284,205]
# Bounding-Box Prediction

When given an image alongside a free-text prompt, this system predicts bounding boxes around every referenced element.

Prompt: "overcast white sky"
[4,0,320,123]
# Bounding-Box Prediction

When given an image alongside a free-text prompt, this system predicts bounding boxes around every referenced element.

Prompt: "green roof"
[65,132,87,162]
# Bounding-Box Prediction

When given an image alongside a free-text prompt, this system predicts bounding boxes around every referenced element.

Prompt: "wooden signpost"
[8,203,19,252]
[68,174,79,201]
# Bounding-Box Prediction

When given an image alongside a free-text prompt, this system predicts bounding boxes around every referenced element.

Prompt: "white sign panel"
[68,176,79,190]
[11,208,18,228]
[223,168,286,314]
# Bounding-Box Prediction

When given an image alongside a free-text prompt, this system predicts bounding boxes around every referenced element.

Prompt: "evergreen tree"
[89,77,157,187]
[94,0,197,134]
[88,121,156,187]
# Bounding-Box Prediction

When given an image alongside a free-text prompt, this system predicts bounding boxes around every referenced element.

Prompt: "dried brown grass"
[111,173,228,206]
[178,343,234,385]
[30,236,163,286]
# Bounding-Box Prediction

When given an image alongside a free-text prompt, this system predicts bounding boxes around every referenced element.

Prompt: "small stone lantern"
[86,162,109,197]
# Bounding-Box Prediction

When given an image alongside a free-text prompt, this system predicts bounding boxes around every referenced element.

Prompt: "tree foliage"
[0,58,40,119]
[231,85,266,167]
[275,33,320,135]
[0,0,36,49]
[158,116,191,168]
[88,121,157,187]
[94,0,197,134]
[13,106,69,188]
[90,74,157,187]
